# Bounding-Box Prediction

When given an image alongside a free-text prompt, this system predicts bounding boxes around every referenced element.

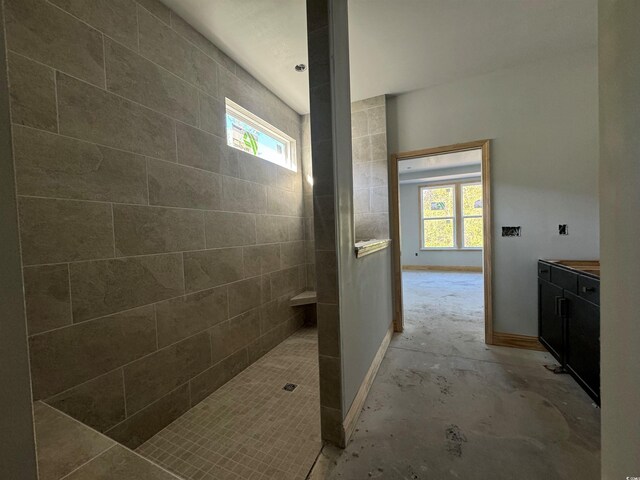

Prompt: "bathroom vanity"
[538,260,600,405]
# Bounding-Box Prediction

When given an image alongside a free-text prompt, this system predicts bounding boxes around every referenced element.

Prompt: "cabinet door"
[538,278,564,363]
[565,291,600,404]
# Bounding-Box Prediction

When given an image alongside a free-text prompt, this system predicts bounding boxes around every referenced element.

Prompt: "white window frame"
[461,182,483,249]
[225,98,297,172]
[420,184,457,250]
[419,180,483,251]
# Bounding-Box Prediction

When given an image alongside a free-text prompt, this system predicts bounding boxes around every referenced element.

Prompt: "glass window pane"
[226,113,288,166]
[462,184,483,216]
[463,217,483,248]
[422,186,454,218]
[424,219,454,248]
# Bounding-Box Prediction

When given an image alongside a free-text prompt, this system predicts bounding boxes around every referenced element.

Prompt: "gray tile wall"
[351,96,390,242]
[4,0,311,448]
[302,95,390,289]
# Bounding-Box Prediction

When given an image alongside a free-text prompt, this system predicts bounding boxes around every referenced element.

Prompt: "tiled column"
[306,0,352,447]
[0,4,38,477]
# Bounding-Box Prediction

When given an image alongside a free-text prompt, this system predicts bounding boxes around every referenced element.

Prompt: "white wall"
[388,50,599,335]
[599,0,640,476]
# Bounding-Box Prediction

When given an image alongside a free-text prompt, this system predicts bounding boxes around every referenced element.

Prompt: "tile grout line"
[58,445,118,480]
[13,122,301,199]
[121,367,128,419]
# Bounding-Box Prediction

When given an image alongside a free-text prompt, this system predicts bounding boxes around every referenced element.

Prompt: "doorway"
[389,140,493,344]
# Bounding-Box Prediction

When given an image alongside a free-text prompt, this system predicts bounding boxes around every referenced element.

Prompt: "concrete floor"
[309,271,600,480]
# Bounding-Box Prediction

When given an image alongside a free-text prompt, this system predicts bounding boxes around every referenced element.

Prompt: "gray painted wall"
[0,4,38,477]
[599,0,640,476]
[399,164,482,268]
[329,1,394,416]
[388,50,599,335]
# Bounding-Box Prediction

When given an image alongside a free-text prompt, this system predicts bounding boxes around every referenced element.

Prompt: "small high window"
[225,98,297,171]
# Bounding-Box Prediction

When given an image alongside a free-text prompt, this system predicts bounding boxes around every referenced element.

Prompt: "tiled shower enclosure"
[6,0,312,449]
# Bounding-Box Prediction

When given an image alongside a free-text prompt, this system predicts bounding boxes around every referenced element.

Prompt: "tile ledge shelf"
[290,290,317,306]
[355,239,391,258]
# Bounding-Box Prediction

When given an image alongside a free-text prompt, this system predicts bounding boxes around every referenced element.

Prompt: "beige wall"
[599,0,640,476]
[5,0,309,448]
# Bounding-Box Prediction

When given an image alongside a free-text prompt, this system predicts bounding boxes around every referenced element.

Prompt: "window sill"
[355,239,391,258]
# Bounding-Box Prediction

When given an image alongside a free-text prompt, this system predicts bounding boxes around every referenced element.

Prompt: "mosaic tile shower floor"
[136,327,321,480]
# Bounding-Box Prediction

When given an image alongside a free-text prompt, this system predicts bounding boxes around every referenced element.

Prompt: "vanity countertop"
[540,259,600,278]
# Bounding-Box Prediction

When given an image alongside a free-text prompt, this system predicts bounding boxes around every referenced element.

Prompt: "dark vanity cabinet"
[538,260,600,405]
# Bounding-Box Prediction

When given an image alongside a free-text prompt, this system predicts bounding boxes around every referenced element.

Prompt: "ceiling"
[161,0,597,114]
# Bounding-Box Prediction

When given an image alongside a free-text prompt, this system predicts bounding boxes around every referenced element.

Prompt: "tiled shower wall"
[301,96,390,284]
[4,0,310,448]
[352,96,389,242]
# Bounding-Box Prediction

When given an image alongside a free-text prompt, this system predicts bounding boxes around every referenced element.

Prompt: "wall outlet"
[415,252,418,256]
[559,224,568,235]
[502,226,521,237]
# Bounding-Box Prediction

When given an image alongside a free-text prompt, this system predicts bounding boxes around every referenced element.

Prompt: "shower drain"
[283,383,298,392]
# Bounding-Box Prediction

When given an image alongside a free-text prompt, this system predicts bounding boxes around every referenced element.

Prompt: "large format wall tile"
[236,151,277,185]
[136,0,171,24]
[105,39,199,125]
[5,0,105,87]
[227,277,261,317]
[281,241,306,268]
[13,126,148,204]
[256,215,289,244]
[189,348,248,405]
[47,369,125,433]
[243,244,281,277]
[169,13,235,73]
[270,267,301,298]
[147,159,221,210]
[106,384,190,449]
[70,254,184,321]
[57,73,176,160]
[7,52,57,132]
[204,211,256,248]
[209,309,260,364]
[23,264,71,335]
[155,287,228,348]
[29,306,156,399]
[199,94,225,137]
[138,8,218,97]
[113,204,205,256]
[123,332,211,414]
[260,296,295,334]
[221,176,267,214]
[33,402,114,480]
[176,122,227,173]
[183,247,243,292]
[18,197,114,265]
[267,186,303,216]
[51,0,138,50]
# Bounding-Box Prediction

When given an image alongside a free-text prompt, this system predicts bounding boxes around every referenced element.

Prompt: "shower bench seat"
[290,290,317,306]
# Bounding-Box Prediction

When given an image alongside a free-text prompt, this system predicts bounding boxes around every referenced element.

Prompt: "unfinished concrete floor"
[309,270,600,480]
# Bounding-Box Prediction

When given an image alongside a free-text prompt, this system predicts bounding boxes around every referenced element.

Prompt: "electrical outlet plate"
[502,226,521,237]
[559,224,568,235]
